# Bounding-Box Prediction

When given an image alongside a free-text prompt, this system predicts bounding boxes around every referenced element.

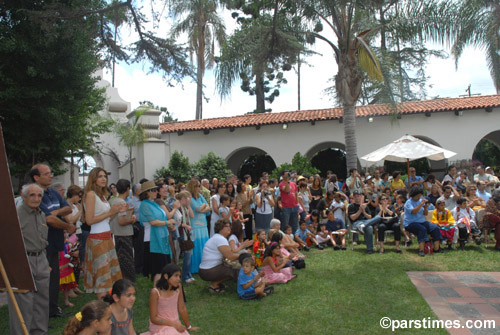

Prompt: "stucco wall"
[159,107,500,178]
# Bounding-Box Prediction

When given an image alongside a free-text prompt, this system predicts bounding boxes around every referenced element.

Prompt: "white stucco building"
[92,74,500,183]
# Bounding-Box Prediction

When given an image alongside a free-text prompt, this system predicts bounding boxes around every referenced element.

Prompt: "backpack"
[293,258,306,269]
[424,241,434,254]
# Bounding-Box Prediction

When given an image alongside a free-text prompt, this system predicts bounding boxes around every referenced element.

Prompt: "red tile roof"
[160,94,500,133]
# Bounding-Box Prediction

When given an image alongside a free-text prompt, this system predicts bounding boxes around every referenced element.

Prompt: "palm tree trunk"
[336,52,362,171]
[195,54,204,120]
[129,146,134,184]
[297,53,301,110]
[70,154,75,185]
[343,103,358,171]
[255,68,265,113]
[195,21,206,120]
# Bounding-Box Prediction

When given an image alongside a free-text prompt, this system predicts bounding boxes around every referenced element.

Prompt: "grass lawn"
[1,238,499,335]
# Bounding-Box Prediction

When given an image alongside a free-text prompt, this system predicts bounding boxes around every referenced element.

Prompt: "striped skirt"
[84,232,122,293]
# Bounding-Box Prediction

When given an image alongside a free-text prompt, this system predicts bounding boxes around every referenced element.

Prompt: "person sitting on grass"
[103,279,137,335]
[305,210,320,235]
[295,220,324,250]
[63,300,112,335]
[228,219,253,254]
[252,229,268,267]
[324,211,346,250]
[431,199,456,249]
[404,186,444,257]
[148,264,199,334]
[237,257,272,300]
[452,197,482,249]
[270,232,301,265]
[270,219,304,258]
[261,242,297,284]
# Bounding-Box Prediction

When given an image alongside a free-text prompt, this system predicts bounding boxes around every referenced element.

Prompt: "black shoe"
[303,246,310,251]
[406,240,413,246]
[433,248,446,254]
[315,244,324,250]
[367,250,374,254]
[333,245,340,250]
[418,251,425,257]
[447,243,453,250]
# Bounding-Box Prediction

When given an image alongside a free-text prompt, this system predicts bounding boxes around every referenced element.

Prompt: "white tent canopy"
[360,135,457,163]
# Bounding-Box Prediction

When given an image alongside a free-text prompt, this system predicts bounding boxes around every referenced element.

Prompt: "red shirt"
[279,181,298,209]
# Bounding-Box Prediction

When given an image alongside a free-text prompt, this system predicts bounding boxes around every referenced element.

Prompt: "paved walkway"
[408,272,500,334]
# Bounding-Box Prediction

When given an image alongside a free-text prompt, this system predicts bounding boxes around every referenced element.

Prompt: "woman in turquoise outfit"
[139,181,172,283]
[186,180,211,274]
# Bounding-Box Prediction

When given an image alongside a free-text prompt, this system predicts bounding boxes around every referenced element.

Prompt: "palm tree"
[301,1,383,170]
[170,0,226,120]
[114,108,147,183]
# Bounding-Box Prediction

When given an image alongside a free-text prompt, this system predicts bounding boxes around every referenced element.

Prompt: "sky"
[101,7,498,122]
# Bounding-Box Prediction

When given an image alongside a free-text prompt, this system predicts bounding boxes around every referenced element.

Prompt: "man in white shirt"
[474,165,495,193]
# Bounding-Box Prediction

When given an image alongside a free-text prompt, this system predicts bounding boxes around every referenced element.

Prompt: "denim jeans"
[353,216,382,251]
[181,249,193,281]
[280,206,299,233]
[405,221,442,243]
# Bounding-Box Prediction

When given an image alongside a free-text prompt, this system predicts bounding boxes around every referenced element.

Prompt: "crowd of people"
[8,162,500,334]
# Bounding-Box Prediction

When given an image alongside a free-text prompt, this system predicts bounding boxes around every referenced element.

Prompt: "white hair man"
[8,184,49,335]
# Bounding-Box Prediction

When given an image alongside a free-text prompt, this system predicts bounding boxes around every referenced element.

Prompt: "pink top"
[149,288,189,335]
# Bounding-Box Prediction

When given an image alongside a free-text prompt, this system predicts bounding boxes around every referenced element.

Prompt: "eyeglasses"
[149,189,158,193]
[169,183,175,185]
[380,198,388,201]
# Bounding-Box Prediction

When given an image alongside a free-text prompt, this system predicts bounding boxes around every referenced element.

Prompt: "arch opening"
[226,147,276,182]
[306,142,348,179]
[472,131,500,172]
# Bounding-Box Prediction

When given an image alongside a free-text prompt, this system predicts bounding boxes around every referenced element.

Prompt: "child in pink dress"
[148,264,199,335]
[261,242,296,284]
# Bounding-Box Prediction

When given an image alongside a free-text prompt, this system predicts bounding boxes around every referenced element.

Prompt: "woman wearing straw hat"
[139,180,173,283]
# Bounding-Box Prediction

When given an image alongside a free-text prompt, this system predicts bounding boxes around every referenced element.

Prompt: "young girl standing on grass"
[149,264,199,335]
[63,300,112,335]
[103,279,136,335]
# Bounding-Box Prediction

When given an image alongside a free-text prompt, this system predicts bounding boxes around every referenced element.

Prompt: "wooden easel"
[0,257,29,335]
[0,123,34,335]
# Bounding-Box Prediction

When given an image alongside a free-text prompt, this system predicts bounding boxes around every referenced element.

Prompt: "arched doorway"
[226,147,277,182]
[306,142,348,179]
[472,131,500,170]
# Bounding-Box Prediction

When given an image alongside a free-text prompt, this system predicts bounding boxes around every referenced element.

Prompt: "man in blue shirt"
[31,164,74,318]
[476,181,491,203]
[404,186,444,257]
[405,167,424,190]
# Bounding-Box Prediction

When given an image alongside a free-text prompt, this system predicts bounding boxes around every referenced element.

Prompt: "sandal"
[395,248,402,253]
[379,247,384,254]
[208,286,224,294]
[263,286,274,295]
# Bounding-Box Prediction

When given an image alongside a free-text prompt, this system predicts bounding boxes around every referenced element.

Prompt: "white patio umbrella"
[360,135,457,172]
